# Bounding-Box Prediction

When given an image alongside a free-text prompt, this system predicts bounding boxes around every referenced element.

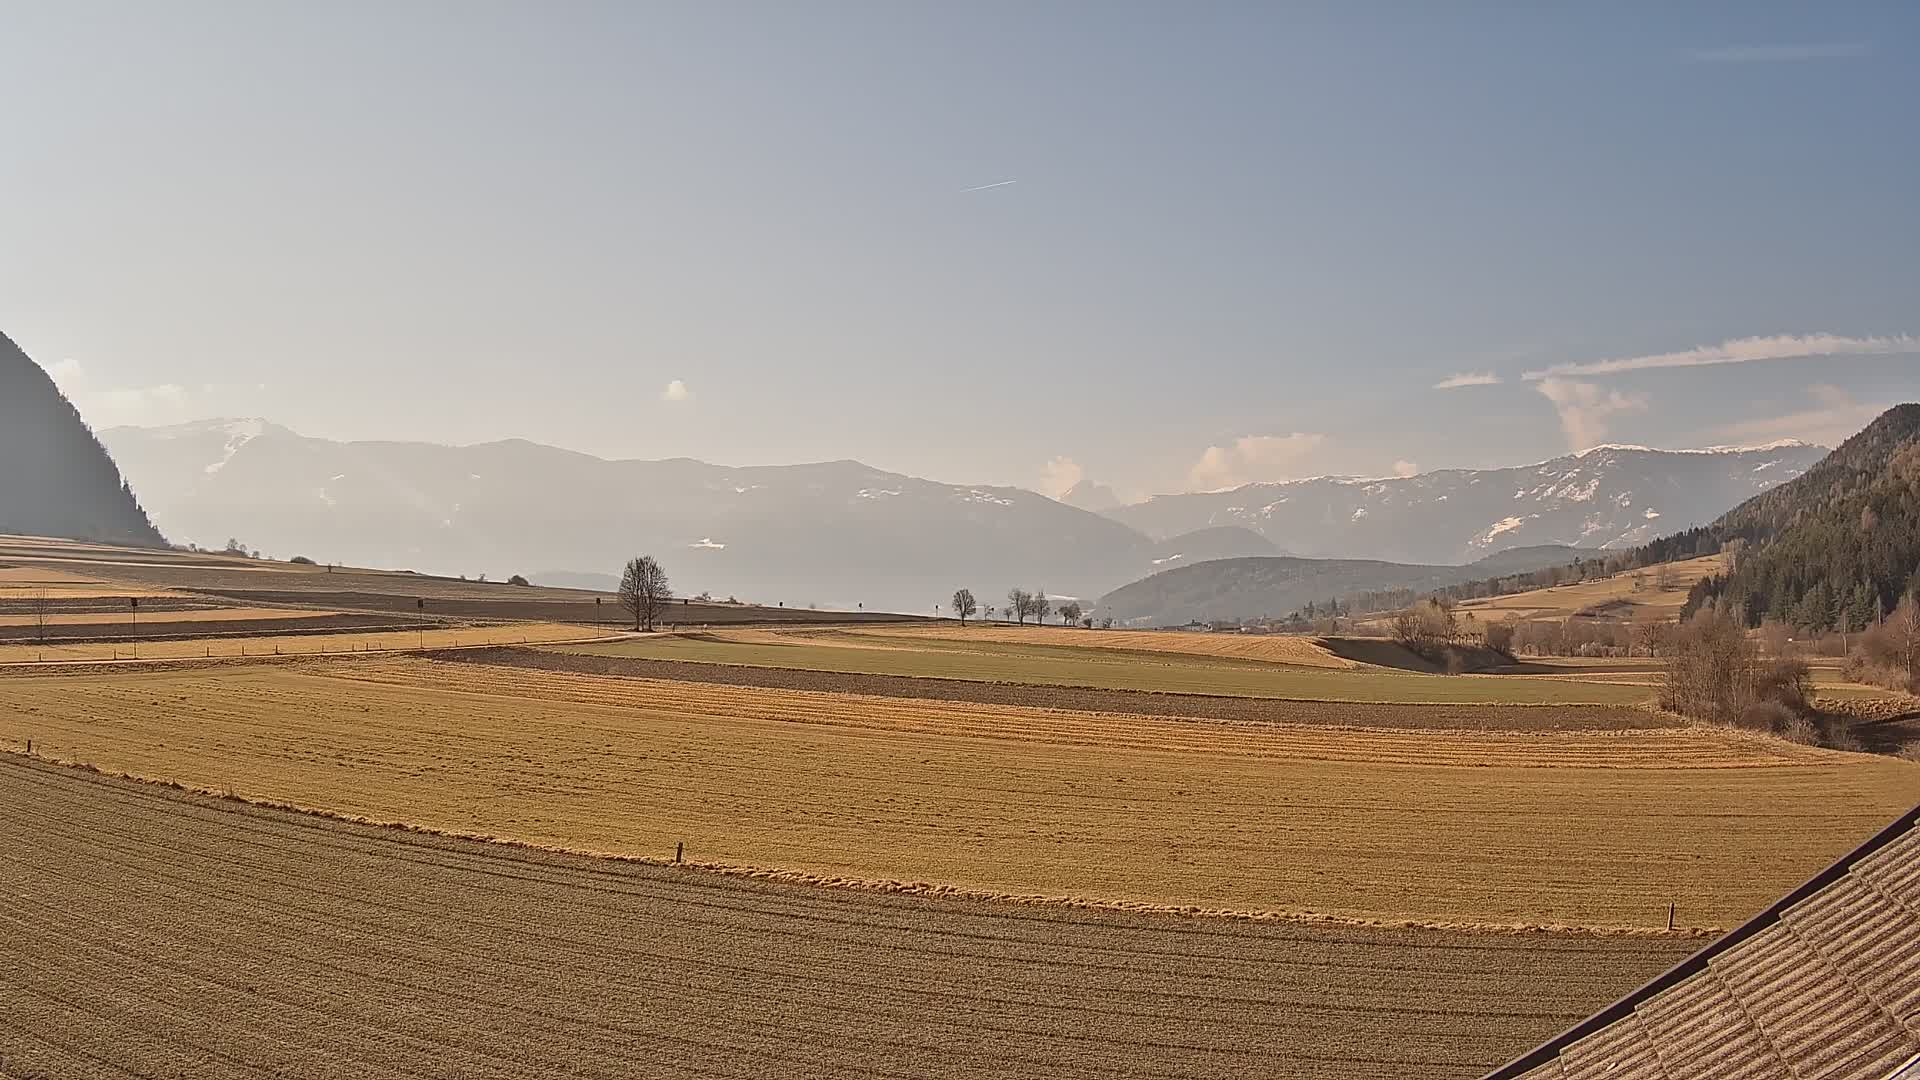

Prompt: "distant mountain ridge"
[1105,442,1828,565]
[101,418,1826,619]
[0,332,163,546]
[1096,545,1596,626]
[101,419,1177,612]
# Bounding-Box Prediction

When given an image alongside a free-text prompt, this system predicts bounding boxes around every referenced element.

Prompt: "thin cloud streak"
[1522,333,1919,380]
[958,180,1018,193]
[1689,43,1870,63]
[1434,371,1502,390]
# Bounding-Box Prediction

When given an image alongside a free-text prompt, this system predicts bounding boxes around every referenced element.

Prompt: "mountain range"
[95,418,1826,618]
[0,332,163,547]
[1096,545,1594,626]
[1108,443,1827,563]
[100,419,1282,612]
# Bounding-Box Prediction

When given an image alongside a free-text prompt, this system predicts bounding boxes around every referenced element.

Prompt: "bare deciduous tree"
[29,590,52,644]
[1059,601,1083,626]
[1901,591,1920,688]
[951,588,978,625]
[618,555,672,632]
[1659,602,1763,724]
[1007,588,1030,626]
[1029,589,1051,627]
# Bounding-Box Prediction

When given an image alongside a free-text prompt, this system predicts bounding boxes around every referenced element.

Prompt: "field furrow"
[0,756,1694,1079]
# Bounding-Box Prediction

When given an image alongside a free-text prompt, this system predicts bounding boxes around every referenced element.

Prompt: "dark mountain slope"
[0,332,163,546]
[1686,405,1920,628]
[1681,403,1920,626]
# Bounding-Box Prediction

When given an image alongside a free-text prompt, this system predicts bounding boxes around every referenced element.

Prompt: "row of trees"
[949,588,1088,627]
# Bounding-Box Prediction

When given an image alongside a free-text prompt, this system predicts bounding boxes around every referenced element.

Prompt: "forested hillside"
[1685,405,1920,629]
[0,332,164,546]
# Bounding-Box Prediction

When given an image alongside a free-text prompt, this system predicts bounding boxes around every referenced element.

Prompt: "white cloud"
[1523,333,1917,381]
[662,379,691,402]
[1189,433,1327,491]
[1535,378,1649,451]
[1392,460,1420,478]
[43,358,195,428]
[1433,371,1502,390]
[1038,456,1083,499]
[1710,384,1887,449]
[1689,43,1870,63]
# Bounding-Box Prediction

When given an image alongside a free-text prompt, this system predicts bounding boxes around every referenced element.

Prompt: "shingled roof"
[1487,804,1920,1080]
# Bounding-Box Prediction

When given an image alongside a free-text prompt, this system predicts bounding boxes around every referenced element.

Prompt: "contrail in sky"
[959,180,1017,193]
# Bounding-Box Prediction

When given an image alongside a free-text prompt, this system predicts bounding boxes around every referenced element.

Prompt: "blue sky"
[3,2,1915,500]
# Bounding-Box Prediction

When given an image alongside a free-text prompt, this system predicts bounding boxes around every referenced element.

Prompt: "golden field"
[1456,553,1728,621]
[863,623,1359,666]
[0,622,599,663]
[5,656,1913,930]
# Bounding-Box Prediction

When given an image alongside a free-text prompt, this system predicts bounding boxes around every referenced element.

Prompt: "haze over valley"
[101,415,1824,616]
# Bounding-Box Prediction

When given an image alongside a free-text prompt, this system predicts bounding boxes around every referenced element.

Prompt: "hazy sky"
[4,2,1916,501]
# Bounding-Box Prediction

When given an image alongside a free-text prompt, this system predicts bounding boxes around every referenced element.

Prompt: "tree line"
[949,587,1091,627]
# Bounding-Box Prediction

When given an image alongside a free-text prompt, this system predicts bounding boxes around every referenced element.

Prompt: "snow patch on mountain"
[202,419,265,476]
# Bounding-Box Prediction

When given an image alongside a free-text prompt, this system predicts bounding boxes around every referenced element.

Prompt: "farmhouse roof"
[1487,803,1920,1080]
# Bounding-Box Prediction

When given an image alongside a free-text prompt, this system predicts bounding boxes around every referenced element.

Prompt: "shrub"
[1735,700,1797,734]
[507,574,531,587]
[1899,741,1920,763]
[1753,657,1813,714]
[1821,723,1865,754]
[288,555,315,565]
[1483,619,1516,655]
[1779,715,1821,746]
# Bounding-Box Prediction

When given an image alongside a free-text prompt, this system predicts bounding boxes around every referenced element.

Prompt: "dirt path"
[0,755,1692,1080]
[444,646,1676,731]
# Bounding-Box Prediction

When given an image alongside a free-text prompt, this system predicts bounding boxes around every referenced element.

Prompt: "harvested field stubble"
[3,658,1913,929]
[0,622,602,663]
[0,756,1696,1079]
[555,631,1651,705]
[867,624,1359,666]
[456,646,1675,731]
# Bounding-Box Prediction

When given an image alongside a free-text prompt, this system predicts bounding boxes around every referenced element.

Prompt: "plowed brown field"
[4,657,1914,929]
[0,755,1696,1079]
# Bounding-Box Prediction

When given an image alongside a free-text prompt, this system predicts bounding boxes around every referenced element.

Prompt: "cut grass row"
[552,629,1655,705]
[4,657,1912,929]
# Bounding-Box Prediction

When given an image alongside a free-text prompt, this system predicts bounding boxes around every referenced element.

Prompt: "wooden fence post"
[1667,902,1676,931]
[675,842,684,864]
